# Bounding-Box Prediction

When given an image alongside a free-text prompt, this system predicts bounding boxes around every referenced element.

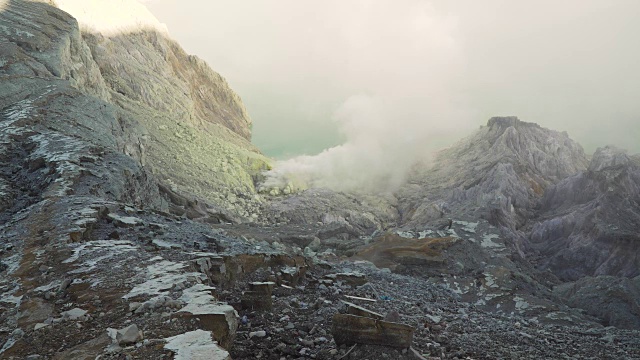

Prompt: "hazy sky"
[143,0,640,160]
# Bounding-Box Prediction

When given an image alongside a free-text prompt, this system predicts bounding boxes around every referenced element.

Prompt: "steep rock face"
[1,0,270,221]
[84,29,270,218]
[397,117,588,232]
[529,146,640,280]
[83,30,253,140]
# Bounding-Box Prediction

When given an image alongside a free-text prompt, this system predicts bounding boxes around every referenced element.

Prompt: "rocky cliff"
[1,0,270,222]
[530,146,640,280]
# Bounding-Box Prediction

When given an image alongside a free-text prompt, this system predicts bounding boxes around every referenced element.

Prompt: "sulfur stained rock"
[332,314,414,348]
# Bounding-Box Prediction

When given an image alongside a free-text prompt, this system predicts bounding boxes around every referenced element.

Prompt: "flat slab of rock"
[332,314,414,348]
[175,285,238,349]
[176,304,237,349]
[165,330,231,360]
[342,301,384,320]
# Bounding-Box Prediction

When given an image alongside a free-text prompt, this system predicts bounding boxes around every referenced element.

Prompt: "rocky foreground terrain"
[1,1,640,359]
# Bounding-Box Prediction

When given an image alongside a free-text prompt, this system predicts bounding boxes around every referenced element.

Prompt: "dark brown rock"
[331,314,414,348]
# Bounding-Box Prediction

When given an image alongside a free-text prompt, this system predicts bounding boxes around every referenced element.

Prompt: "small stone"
[165,300,182,309]
[62,308,87,321]
[249,330,267,338]
[384,310,401,323]
[301,339,314,347]
[59,279,72,291]
[129,302,142,312]
[34,323,49,330]
[111,324,144,345]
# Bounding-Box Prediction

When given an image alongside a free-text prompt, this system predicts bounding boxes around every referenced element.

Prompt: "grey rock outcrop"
[529,146,640,280]
[554,275,640,329]
[398,117,588,232]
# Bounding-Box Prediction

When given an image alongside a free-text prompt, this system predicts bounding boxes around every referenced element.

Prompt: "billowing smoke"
[262,93,469,193]
[257,1,474,193]
[143,0,640,192]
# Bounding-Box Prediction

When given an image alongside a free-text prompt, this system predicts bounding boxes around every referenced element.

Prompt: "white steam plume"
[262,1,473,193]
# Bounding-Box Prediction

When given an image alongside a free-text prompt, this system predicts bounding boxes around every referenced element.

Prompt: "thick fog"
[142,0,640,191]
